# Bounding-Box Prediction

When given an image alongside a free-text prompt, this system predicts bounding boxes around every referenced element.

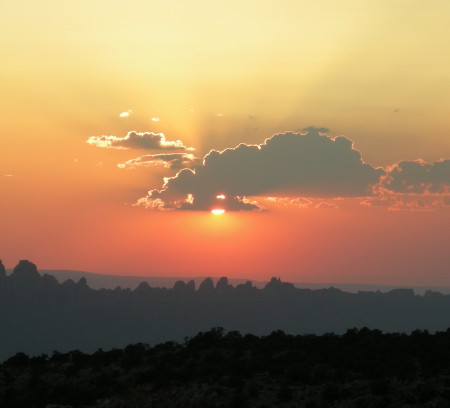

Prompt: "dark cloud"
[118,153,201,170]
[139,129,384,211]
[361,159,450,211]
[379,159,450,195]
[87,131,193,151]
[302,126,330,133]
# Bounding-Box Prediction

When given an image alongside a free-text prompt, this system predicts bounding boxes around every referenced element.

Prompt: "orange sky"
[1,1,449,285]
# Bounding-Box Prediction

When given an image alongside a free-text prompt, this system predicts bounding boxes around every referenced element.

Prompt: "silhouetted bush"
[276,384,293,401]
[371,378,390,395]
[1,328,450,407]
[5,352,29,367]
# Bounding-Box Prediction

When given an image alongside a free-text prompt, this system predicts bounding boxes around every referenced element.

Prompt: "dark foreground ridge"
[1,260,450,361]
[2,328,450,407]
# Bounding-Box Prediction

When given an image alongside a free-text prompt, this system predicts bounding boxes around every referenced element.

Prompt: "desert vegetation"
[2,327,450,407]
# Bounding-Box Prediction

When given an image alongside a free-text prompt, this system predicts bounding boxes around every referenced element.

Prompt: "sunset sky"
[1,1,449,286]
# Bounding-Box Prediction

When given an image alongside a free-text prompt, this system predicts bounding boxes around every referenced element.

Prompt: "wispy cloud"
[265,197,312,208]
[378,159,450,195]
[119,109,133,118]
[360,159,450,211]
[315,202,339,209]
[118,153,201,170]
[87,131,193,151]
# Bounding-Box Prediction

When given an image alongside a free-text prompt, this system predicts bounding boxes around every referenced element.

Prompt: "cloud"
[118,153,201,170]
[362,159,450,211]
[86,131,193,151]
[378,159,450,195]
[139,128,384,211]
[119,110,132,117]
[265,197,312,208]
[302,126,330,133]
[361,195,447,212]
[315,202,339,209]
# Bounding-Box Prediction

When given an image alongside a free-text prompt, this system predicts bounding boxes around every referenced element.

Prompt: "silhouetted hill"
[7,266,450,294]
[5,268,269,291]
[2,328,450,407]
[1,260,450,362]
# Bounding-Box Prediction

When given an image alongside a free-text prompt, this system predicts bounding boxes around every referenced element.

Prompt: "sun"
[211,209,225,215]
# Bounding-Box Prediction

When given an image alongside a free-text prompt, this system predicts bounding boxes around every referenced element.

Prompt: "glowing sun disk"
[211,209,225,215]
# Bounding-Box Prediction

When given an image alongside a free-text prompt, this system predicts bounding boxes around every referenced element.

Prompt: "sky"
[1,0,449,286]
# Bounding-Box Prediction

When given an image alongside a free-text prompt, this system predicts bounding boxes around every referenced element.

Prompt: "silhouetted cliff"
[1,260,450,361]
[0,260,6,278]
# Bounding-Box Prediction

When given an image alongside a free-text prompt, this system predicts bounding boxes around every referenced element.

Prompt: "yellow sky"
[1,1,449,283]
[2,1,450,162]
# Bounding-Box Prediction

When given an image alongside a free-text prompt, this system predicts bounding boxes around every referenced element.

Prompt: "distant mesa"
[0,260,6,288]
[215,277,231,292]
[0,259,6,279]
[186,280,196,291]
[236,280,254,292]
[62,278,79,290]
[198,277,215,292]
[9,260,41,288]
[135,281,152,295]
[1,260,92,293]
[387,288,415,298]
[41,273,59,287]
[12,259,39,278]
[264,276,295,292]
[173,280,186,291]
[173,279,197,294]
[77,277,88,288]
